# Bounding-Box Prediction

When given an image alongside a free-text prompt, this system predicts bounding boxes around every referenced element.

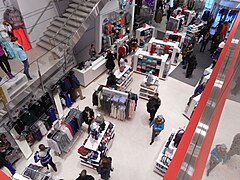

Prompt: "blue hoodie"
[12,43,27,61]
[150,120,165,133]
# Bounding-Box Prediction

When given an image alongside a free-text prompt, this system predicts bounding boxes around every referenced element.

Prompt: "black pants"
[200,42,208,52]
[44,159,57,172]
[0,54,11,74]
[151,129,160,143]
[149,110,157,121]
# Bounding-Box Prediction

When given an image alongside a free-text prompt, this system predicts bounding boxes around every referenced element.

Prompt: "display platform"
[73,55,107,87]
[114,65,133,89]
[139,75,159,100]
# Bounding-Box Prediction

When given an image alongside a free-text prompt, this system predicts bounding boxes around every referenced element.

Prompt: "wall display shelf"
[136,24,155,44]
[166,15,185,31]
[114,65,133,89]
[134,48,170,80]
[0,73,28,102]
[79,121,115,169]
[154,128,183,176]
[165,30,186,48]
[148,38,181,65]
[139,75,159,100]
[73,55,107,87]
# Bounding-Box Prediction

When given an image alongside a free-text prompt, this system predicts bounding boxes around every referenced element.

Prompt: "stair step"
[37,40,54,51]
[47,25,72,36]
[55,17,81,28]
[44,30,69,43]
[62,13,85,23]
[69,3,92,12]
[66,8,89,18]
[71,1,95,8]
[41,35,64,47]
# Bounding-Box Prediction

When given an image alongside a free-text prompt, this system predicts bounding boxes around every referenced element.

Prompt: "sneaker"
[150,141,153,145]
[80,96,86,100]
[28,77,33,80]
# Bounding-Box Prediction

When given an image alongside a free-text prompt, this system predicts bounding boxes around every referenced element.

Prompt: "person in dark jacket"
[200,31,210,52]
[69,71,85,100]
[97,155,113,180]
[82,106,95,133]
[76,169,94,180]
[106,72,117,89]
[182,43,193,69]
[186,55,197,78]
[105,50,115,74]
[147,93,161,122]
[187,82,206,105]
[0,152,16,175]
[149,115,165,145]
[34,144,57,172]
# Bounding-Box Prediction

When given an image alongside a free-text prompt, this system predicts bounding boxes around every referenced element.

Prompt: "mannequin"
[0,43,14,79]
[3,0,31,51]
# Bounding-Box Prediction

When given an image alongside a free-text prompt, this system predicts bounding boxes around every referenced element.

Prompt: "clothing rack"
[102,87,128,98]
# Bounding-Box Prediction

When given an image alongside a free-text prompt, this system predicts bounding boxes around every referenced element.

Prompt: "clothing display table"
[184,23,204,37]
[134,48,170,80]
[183,94,201,119]
[165,30,186,48]
[148,38,181,65]
[183,10,196,25]
[79,121,115,169]
[0,73,28,102]
[166,15,185,31]
[139,75,159,100]
[114,65,133,89]
[136,24,155,44]
[73,55,107,87]
[154,129,179,176]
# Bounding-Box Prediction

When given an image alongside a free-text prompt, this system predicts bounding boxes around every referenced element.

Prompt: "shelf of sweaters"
[136,24,156,44]
[79,121,115,169]
[47,108,83,155]
[73,55,107,87]
[154,128,183,176]
[166,15,185,31]
[184,23,205,37]
[148,38,182,65]
[0,72,28,102]
[114,65,133,89]
[133,48,170,80]
[139,75,159,100]
[165,30,186,48]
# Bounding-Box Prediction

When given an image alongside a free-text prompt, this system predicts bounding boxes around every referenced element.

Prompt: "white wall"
[16,0,57,47]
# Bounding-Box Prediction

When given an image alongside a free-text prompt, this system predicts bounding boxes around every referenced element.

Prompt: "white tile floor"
[12,66,192,179]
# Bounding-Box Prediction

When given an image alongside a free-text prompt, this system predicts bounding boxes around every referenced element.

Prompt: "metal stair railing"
[28,0,53,35]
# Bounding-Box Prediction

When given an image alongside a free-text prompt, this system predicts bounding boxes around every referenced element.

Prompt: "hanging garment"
[47,108,57,123]
[4,8,24,29]
[155,10,163,24]
[12,28,31,51]
[63,122,74,137]
[47,138,61,155]
[118,46,126,57]
[0,35,15,59]
[60,125,73,141]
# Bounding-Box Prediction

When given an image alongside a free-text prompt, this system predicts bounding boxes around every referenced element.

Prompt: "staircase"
[37,0,109,51]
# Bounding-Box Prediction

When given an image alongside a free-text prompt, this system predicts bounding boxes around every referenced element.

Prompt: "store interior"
[0,0,240,179]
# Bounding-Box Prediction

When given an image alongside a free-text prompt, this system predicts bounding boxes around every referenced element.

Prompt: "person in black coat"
[105,50,115,74]
[76,169,94,180]
[82,106,94,133]
[106,72,117,89]
[69,71,85,100]
[186,55,198,78]
[147,93,161,122]
[97,155,113,180]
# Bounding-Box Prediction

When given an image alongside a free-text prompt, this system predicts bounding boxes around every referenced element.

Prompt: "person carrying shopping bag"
[149,115,165,145]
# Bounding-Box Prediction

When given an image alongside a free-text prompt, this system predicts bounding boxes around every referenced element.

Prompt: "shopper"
[187,82,206,105]
[76,169,94,180]
[89,44,96,58]
[182,43,193,69]
[106,72,117,89]
[207,144,227,176]
[186,55,197,78]
[11,37,32,80]
[211,47,222,69]
[69,71,85,100]
[149,115,165,145]
[0,43,14,79]
[0,152,16,175]
[209,34,222,55]
[200,31,210,53]
[97,155,113,180]
[105,50,115,74]
[82,106,95,133]
[147,93,161,122]
[225,133,240,162]
[34,144,57,172]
